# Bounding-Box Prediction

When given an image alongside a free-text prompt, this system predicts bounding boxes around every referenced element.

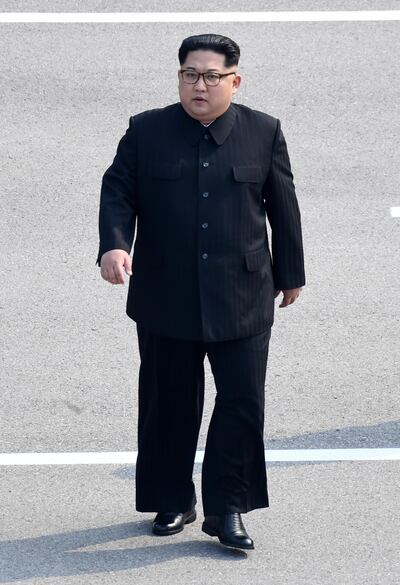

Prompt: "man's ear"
[232,74,242,94]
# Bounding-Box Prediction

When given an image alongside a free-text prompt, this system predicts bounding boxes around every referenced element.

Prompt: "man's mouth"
[194,97,207,102]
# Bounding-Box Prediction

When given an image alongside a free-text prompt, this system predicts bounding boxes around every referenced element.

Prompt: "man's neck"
[200,120,215,127]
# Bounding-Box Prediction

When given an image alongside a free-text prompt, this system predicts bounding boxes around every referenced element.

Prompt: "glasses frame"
[179,69,237,86]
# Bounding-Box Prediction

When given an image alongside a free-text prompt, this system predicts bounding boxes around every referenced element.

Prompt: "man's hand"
[274,287,303,308]
[99,249,132,285]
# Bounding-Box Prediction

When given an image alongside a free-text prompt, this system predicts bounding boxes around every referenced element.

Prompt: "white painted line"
[0,11,400,23]
[263,448,400,462]
[0,449,399,465]
[390,207,400,217]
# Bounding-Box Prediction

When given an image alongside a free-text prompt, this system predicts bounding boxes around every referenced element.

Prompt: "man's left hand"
[274,287,303,308]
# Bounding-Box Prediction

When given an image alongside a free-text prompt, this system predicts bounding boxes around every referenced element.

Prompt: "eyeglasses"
[179,69,237,86]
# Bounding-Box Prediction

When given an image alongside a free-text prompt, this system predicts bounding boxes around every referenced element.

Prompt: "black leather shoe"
[202,513,254,550]
[152,507,197,535]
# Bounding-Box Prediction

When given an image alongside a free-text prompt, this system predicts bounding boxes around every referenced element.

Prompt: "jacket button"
[202,161,209,167]
[202,192,209,198]
[204,134,209,140]
[202,253,208,259]
[201,222,208,229]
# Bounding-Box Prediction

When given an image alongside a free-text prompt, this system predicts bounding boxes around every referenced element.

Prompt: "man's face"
[178,49,241,122]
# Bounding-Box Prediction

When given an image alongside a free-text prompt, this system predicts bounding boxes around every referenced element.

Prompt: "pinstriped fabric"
[96,101,305,341]
[135,321,271,515]
[263,119,305,290]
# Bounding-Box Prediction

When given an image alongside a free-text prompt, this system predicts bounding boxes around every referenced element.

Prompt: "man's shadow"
[1,521,250,582]
[2,420,398,582]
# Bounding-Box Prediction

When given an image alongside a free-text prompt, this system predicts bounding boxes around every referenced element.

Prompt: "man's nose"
[194,75,207,90]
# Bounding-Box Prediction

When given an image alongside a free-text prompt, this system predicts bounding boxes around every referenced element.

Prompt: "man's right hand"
[99,249,133,285]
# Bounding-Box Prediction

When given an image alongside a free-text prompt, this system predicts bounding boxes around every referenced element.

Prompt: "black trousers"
[134,322,272,516]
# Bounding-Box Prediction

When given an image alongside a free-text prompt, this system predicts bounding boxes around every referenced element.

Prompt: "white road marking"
[1,11,400,23]
[390,207,400,217]
[0,449,399,465]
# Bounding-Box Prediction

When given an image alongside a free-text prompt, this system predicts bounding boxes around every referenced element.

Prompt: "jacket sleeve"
[95,116,138,266]
[262,118,306,290]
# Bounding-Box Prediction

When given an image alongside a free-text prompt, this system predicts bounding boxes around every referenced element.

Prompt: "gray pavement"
[1,1,400,13]
[1,462,399,584]
[0,5,399,584]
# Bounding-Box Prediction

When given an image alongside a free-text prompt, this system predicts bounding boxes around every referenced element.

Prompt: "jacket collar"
[176,101,237,146]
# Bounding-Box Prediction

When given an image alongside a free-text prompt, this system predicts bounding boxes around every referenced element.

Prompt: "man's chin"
[181,100,215,121]
[191,101,209,111]
[189,106,212,119]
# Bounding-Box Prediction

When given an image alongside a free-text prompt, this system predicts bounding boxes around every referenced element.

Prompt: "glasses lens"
[182,71,198,83]
[204,73,220,86]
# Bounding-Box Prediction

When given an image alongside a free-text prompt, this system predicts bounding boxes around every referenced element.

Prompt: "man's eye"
[185,72,197,79]
[205,74,220,81]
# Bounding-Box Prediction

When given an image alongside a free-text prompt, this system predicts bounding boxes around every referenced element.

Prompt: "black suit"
[96,101,305,515]
[96,101,305,342]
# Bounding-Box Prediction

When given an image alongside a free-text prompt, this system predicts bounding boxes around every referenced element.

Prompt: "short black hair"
[178,33,240,68]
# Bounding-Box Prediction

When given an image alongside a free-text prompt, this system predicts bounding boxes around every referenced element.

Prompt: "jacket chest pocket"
[148,161,182,180]
[233,165,263,183]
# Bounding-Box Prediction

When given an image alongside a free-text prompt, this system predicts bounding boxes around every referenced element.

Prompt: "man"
[96,33,305,551]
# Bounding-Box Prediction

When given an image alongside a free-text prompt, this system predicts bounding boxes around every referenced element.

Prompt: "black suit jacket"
[96,101,305,341]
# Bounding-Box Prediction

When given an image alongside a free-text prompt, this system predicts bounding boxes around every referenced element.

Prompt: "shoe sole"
[201,521,255,550]
[152,509,197,536]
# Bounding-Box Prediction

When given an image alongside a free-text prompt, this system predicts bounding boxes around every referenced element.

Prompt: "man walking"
[96,33,305,551]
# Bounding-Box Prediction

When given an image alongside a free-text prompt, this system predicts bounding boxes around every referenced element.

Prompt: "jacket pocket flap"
[244,247,268,271]
[233,165,263,182]
[149,161,181,180]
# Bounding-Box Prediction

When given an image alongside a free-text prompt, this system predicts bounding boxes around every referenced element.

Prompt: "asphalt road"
[1,2,399,584]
